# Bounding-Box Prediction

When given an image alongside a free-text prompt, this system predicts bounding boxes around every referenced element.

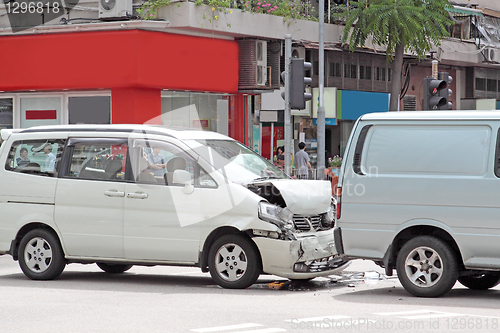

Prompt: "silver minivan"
[335,111,500,297]
[0,124,347,288]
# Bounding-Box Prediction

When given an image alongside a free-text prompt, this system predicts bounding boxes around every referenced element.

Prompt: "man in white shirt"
[43,144,56,172]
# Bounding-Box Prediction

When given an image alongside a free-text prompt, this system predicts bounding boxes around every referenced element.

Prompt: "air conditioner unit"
[483,47,497,62]
[402,95,417,111]
[490,48,500,63]
[256,40,268,86]
[238,39,271,90]
[291,46,306,59]
[99,0,133,19]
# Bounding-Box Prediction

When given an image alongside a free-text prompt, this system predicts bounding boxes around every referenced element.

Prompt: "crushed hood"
[267,179,332,215]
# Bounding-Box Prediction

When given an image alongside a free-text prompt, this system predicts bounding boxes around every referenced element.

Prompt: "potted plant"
[328,155,342,176]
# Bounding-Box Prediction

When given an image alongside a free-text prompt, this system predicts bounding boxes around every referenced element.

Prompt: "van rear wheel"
[208,235,261,289]
[458,271,500,290]
[396,236,458,297]
[18,229,66,280]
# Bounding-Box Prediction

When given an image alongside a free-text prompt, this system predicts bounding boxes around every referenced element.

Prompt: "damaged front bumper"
[252,229,350,279]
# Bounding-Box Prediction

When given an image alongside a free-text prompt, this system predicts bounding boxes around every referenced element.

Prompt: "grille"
[293,214,322,231]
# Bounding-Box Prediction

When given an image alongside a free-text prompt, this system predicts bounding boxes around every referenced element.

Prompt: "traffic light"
[290,58,312,110]
[437,72,453,110]
[423,77,447,110]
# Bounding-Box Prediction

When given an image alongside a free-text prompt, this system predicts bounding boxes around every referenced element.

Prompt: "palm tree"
[334,0,453,111]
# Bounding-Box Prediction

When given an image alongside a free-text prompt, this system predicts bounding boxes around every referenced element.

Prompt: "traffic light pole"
[317,0,325,180]
[284,34,292,176]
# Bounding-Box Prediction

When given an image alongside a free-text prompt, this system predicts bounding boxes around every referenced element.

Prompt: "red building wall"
[0,30,240,125]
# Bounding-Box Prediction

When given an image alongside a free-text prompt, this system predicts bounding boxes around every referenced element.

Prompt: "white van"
[0,124,347,288]
[335,111,500,297]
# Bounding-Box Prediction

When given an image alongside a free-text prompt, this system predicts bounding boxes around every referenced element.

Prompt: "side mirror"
[173,169,194,194]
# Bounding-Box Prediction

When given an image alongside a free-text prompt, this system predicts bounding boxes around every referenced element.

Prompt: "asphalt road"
[2,255,500,333]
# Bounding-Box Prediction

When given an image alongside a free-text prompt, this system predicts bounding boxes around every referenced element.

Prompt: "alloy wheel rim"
[404,246,443,288]
[215,243,248,282]
[24,237,53,273]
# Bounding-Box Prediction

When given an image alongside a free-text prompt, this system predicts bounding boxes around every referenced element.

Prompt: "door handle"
[104,190,125,197]
[127,192,148,199]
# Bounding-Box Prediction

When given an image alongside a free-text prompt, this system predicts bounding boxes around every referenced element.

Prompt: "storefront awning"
[447,5,482,17]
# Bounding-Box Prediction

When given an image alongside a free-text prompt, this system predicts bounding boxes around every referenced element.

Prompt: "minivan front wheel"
[18,229,66,280]
[208,235,261,289]
[396,236,458,297]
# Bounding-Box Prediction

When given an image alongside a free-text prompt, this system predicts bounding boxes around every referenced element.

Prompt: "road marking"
[230,329,286,333]
[284,315,351,322]
[374,309,500,320]
[374,310,467,319]
[191,323,263,332]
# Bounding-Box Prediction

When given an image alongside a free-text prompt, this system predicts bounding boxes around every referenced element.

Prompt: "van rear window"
[5,139,65,176]
[362,125,490,175]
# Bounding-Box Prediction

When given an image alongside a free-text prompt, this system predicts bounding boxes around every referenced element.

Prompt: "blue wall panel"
[340,90,390,120]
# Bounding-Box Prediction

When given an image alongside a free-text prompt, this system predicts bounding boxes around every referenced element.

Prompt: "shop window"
[20,96,62,128]
[344,64,350,78]
[329,62,342,77]
[68,96,111,124]
[487,79,497,92]
[5,139,65,176]
[350,64,357,79]
[0,98,13,129]
[365,66,372,80]
[161,91,229,134]
[476,78,486,91]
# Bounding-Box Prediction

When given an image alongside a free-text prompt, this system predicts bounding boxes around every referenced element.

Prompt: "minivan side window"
[5,139,65,177]
[132,139,217,188]
[64,139,128,181]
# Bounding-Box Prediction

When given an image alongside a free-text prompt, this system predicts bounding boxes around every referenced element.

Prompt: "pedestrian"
[294,142,312,179]
[43,143,56,172]
[16,147,30,168]
[147,146,166,177]
[276,146,284,170]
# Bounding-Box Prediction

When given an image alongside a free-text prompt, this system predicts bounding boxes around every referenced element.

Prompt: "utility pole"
[284,35,292,176]
[317,0,326,180]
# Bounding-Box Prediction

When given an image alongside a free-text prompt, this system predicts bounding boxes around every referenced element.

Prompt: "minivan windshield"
[184,139,288,184]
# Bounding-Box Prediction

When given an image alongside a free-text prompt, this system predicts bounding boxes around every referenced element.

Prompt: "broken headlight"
[258,201,294,231]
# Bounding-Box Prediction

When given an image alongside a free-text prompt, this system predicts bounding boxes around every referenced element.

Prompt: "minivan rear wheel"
[458,271,500,290]
[18,229,66,280]
[97,263,133,274]
[396,236,458,297]
[208,235,261,289]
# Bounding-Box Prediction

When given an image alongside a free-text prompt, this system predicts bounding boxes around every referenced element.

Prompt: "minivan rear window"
[5,139,65,176]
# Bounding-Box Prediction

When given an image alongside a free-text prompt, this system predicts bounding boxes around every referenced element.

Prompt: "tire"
[18,229,66,280]
[208,234,261,289]
[396,236,458,298]
[458,271,500,290]
[97,263,133,274]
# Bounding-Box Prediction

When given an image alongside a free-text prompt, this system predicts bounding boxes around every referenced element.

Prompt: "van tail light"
[336,187,342,220]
